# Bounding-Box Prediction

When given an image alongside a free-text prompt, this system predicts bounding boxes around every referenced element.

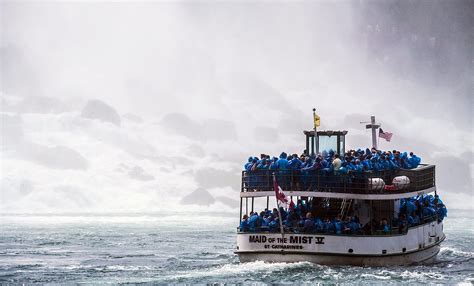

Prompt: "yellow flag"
[313,113,320,128]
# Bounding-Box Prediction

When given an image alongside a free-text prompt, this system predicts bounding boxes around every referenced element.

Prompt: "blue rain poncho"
[303,219,315,233]
[406,200,417,214]
[422,206,436,217]
[334,219,343,234]
[288,156,303,170]
[248,213,259,231]
[244,157,253,170]
[268,219,279,232]
[408,153,421,168]
[314,218,324,232]
[276,152,289,170]
[349,221,360,234]
[240,219,248,232]
[438,205,448,220]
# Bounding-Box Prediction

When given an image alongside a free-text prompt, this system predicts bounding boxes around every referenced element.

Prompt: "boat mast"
[363,115,380,149]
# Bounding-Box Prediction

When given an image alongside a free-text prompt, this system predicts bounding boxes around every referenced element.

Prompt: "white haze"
[0,1,473,213]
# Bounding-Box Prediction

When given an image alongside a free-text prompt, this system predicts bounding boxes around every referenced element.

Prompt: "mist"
[1,1,472,213]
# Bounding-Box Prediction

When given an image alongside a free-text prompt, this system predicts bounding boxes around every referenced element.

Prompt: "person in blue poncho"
[243,157,254,188]
[279,207,288,221]
[244,157,253,170]
[288,154,303,170]
[405,198,417,216]
[257,158,269,170]
[334,215,343,235]
[256,158,270,190]
[303,212,315,233]
[294,200,305,218]
[373,156,384,171]
[276,152,289,169]
[268,217,280,232]
[338,156,351,175]
[422,200,436,217]
[437,204,448,221]
[361,155,373,171]
[353,159,364,173]
[300,156,315,191]
[400,152,411,169]
[433,194,444,206]
[247,157,259,188]
[323,217,335,233]
[408,152,421,169]
[398,214,408,233]
[348,217,361,234]
[288,154,303,189]
[388,156,400,170]
[284,210,298,229]
[261,214,270,228]
[380,155,391,170]
[408,211,421,225]
[314,217,324,233]
[275,152,289,188]
[247,212,259,232]
[269,157,278,170]
[381,219,390,234]
[240,214,249,232]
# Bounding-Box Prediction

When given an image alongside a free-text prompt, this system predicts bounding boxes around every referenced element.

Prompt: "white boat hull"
[237,243,441,266]
[236,221,444,266]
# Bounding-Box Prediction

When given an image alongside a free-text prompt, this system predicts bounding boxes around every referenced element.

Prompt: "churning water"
[0,210,472,284]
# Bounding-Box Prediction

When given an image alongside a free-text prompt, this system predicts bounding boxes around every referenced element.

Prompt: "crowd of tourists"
[398,194,447,228]
[244,148,421,174]
[239,194,447,235]
[243,147,422,191]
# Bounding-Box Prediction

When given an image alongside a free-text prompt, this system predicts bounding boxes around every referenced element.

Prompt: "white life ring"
[368,178,385,191]
[392,176,410,190]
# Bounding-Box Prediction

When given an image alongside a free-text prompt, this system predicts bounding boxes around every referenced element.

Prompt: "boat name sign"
[249,235,325,249]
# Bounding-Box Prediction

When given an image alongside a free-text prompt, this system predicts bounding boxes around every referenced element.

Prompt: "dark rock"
[180,188,215,206]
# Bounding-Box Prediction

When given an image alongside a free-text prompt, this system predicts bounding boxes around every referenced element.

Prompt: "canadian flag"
[273,176,294,210]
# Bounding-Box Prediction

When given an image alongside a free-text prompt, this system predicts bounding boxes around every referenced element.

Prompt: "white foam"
[440,247,474,258]
[171,261,315,279]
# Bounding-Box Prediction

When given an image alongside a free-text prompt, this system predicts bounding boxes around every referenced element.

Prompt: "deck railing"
[241,164,435,194]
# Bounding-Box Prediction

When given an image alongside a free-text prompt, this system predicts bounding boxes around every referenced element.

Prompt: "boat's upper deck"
[241,164,435,199]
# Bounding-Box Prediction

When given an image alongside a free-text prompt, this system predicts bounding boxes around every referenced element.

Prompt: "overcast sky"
[1,0,473,212]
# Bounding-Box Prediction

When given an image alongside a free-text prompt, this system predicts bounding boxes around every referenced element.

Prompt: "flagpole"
[371,116,377,150]
[273,174,285,237]
[313,108,318,156]
[363,116,380,150]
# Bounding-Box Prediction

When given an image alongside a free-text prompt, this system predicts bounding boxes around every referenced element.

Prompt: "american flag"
[379,128,393,142]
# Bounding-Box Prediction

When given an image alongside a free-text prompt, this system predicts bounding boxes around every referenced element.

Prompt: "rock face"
[215,196,239,208]
[180,188,215,206]
[81,100,121,126]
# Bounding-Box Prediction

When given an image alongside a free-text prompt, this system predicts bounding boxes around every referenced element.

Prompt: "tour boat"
[235,116,445,266]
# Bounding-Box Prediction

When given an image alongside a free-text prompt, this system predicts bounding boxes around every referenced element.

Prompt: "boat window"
[318,135,337,154]
[339,135,345,156]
